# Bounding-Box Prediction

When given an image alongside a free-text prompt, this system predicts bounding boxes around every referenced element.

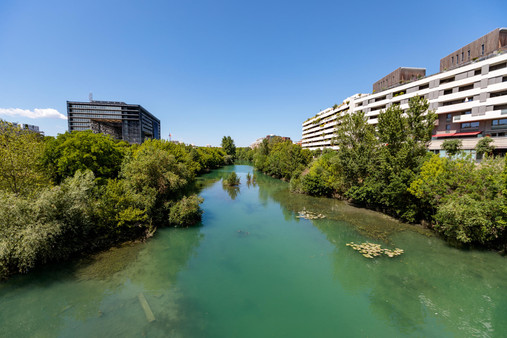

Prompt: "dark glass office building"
[67,100,161,144]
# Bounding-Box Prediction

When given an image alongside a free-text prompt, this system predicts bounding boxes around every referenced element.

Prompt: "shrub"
[300,173,332,197]
[169,195,204,227]
[223,172,240,186]
[434,194,505,245]
[0,170,96,277]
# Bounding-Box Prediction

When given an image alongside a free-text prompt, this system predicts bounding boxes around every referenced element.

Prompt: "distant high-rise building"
[67,100,160,144]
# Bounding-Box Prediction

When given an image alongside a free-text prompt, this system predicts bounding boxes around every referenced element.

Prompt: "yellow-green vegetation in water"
[297,209,326,220]
[346,242,404,259]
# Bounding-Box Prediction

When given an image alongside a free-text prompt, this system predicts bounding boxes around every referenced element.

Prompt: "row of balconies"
[349,54,506,108]
[302,123,337,138]
[302,107,349,130]
[302,55,507,149]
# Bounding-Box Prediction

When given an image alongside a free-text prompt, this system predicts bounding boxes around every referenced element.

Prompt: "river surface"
[1,165,506,337]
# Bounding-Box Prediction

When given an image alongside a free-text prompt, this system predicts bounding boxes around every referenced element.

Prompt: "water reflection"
[253,170,507,336]
[222,185,240,200]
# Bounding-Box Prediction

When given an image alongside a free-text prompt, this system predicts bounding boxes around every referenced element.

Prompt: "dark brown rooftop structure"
[372,67,426,93]
[440,28,507,72]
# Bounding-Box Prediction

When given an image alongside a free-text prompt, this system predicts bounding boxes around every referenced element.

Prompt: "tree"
[0,120,49,196]
[334,110,378,188]
[345,97,437,221]
[475,136,495,158]
[221,136,236,158]
[42,131,127,183]
[264,140,312,180]
[121,142,193,200]
[442,139,462,157]
[168,195,204,227]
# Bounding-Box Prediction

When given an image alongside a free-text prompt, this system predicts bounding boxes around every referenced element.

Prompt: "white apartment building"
[302,29,507,154]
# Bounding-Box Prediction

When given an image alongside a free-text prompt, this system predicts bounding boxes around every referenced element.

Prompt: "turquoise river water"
[1,165,506,337]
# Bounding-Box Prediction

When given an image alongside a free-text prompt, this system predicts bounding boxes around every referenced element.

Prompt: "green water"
[1,165,506,337]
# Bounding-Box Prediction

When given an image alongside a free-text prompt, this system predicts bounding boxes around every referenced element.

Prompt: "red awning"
[433,131,481,138]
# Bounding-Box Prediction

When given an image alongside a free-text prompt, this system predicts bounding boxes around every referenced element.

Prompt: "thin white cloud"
[0,108,67,120]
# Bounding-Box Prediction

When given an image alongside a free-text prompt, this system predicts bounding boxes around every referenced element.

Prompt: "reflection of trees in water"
[246,173,257,188]
[253,169,507,336]
[222,184,240,200]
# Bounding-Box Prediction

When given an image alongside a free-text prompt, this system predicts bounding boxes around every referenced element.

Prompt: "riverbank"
[237,122,507,251]
[0,131,229,280]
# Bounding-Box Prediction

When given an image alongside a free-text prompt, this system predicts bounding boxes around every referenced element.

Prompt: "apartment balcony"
[486,95,507,106]
[453,108,507,123]
[488,67,507,79]
[487,81,507,93]
[368,108,384,116]
[437,100,479,114]
[441,87,481,101]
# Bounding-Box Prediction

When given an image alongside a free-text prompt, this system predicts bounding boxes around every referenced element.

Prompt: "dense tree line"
[240,98,506,250]
[0,122,228,279]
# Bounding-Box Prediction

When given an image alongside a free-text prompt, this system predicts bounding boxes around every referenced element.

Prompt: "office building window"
[462,51,464,61]
[446,113,452,121]
[468,50,470,59]
[481,44,485,55]
[452,56,454,65]
[446,124,451,131]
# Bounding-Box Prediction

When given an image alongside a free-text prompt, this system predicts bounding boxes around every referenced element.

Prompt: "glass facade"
[67,101,160,144]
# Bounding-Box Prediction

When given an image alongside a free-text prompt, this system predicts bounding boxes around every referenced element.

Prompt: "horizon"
[0,0,506,146]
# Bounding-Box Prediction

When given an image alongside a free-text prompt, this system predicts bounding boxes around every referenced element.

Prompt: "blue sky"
[0,0,505,146]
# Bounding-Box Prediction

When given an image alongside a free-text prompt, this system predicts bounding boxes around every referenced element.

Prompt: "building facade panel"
[440,28,507,71]
[372,67,426,93]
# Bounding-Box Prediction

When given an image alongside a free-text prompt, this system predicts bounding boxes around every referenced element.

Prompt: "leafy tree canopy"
[442,139,462,157]
[42,131,127,183]
[221,136,236,157]
[0,120,50,196]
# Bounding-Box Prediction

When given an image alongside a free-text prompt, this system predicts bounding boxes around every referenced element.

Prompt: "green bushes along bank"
[240,97,506,251]
[0,123,228,279]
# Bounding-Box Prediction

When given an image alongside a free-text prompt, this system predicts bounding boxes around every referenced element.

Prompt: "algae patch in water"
[74,242,143,280]
[346,242,404,259]
[296,209,326,220]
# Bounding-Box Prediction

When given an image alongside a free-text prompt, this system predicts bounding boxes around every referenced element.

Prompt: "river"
[1,165,506,337]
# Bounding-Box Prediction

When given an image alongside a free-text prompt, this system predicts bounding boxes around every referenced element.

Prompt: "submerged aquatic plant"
[346,242,404,259]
